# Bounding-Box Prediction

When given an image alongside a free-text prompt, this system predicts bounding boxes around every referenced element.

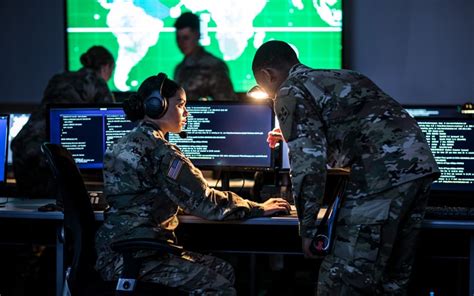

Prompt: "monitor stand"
[220,171,230,191]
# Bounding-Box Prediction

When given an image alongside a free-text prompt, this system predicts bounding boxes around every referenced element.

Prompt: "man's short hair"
[252,40,299,72]
[174,12,200,32]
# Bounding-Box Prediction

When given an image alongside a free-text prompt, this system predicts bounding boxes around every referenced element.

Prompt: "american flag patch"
[167,158,183,180]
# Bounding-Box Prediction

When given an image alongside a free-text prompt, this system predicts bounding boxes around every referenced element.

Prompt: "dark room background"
[0,0,473,105]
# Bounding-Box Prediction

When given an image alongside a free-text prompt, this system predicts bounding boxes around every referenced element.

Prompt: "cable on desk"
[237,172,245,194]
[214,175,221,188]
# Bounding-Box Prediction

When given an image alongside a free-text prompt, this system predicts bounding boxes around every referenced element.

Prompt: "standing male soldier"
[173,12,238,101]
[252,40,439,295]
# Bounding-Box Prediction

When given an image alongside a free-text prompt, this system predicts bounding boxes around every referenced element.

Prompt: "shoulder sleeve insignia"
[274,95,297,141]
[277,105,290,124]
[167,157,184,180]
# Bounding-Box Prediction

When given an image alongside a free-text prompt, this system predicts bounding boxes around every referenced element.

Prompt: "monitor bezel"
[172,100,275,172]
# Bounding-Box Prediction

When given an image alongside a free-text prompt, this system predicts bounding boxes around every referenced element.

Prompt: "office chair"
[41,143,184,296]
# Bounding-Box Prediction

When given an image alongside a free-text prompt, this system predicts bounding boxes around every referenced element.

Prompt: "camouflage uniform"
[11,68,114,198]
[174,46,238,101]
[274,64,440,295]
[95,121,264,295]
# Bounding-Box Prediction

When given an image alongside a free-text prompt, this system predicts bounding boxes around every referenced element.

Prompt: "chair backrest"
[41,143,98,295]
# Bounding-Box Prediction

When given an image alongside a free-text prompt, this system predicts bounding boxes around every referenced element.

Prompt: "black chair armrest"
[110,238,184,256]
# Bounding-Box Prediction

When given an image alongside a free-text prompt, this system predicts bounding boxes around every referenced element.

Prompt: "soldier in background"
[253,40,440,295]
[173,12,238,101]
[11,45,115,198]
[95,73,290,294]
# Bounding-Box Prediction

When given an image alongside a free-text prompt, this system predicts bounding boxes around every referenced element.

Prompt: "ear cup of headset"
[144,73,168,119]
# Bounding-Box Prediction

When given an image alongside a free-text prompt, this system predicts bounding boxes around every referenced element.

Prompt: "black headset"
[144,73,168,119]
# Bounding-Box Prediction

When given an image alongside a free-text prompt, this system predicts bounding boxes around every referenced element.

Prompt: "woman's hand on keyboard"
[261,198,291,216]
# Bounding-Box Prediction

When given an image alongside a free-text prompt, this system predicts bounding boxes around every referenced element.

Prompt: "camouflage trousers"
[317,176,433,296]
[97,249,236,295]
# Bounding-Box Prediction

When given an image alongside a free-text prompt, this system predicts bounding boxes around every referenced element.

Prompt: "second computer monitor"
[0,115,9,183]
[278,113,474,193]
[49,104,137,169]
[8,113,30,165]
[168,102,274,170]
[417,117,474,192]
[274,115,290,170]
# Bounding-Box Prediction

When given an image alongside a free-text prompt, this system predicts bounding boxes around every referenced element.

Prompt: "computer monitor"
[168,102,274,170]
[48,104,137,169]
[66,0,343,93]
[273,115,290,170]
[417,117,474,192]
[0,115,9,183]
[404,105,460,118]
[7,113,30,165]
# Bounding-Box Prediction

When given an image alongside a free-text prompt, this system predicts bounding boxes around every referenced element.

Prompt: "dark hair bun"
[80,53,92,68]
[79,45,114,70]
[123,94,145,122]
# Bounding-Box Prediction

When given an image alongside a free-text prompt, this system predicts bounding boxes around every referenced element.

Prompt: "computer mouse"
[38,203,62,212]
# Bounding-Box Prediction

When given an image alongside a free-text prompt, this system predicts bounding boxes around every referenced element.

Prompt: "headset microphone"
[179,131,188,139]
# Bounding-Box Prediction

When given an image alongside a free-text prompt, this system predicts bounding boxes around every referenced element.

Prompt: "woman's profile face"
[99,63,115,82]
[157,88,188,134]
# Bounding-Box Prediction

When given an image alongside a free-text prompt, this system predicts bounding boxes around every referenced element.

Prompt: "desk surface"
[0,197,304,225]
[0,198,64,220]
[3,196,474,296]
[2,197,474,229]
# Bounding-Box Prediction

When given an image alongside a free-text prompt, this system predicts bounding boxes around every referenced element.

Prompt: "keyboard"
[88,191,108,211]
[424,206,474,220]
[290,205,297,216]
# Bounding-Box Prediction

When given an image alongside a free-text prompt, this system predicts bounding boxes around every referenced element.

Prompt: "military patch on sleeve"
[275,96,297,141]
[167,157,184,180]
[277,105,290,124]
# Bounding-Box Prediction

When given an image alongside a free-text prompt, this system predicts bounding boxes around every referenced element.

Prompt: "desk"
[0,198,64,296]
[1,198,474,296]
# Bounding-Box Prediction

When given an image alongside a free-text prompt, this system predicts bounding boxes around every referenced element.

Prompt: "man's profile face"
[254,68,286,99]
[176,27,200,57]
[254,69,273,98]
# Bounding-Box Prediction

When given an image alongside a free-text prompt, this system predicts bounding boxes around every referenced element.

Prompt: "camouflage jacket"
[274,64,440,238]
[11,67,114,198]
[95,121,264,253]
[174,46,238,101]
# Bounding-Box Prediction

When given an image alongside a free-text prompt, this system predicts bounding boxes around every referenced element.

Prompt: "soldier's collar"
[141,120,165,138]
[185,46,205,63]
[288,63,306,75]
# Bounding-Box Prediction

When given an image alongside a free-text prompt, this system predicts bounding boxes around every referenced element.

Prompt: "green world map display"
[66,0,342,93]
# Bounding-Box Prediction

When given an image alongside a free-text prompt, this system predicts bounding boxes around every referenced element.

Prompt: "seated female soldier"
[95,73,290,295]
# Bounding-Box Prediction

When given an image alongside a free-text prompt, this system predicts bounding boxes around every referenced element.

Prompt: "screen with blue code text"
[49,105,137,169]
[168,102,274,169]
